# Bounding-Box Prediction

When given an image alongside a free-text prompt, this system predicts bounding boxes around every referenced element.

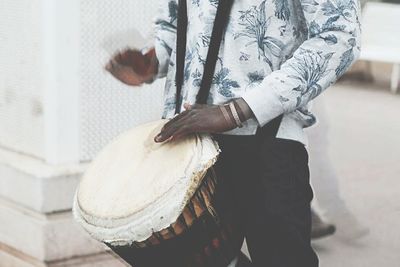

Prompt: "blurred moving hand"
[105,48,158,86]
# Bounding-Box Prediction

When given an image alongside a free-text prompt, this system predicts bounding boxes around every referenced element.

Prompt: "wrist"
[144,48,159,84]
[219,105,235,129]
[234,98,254,122]
[228,102,243,128]
[219,102,243,129]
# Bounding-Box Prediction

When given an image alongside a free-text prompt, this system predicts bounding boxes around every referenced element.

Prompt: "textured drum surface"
[74,120,220,245]
[78,120,197,218]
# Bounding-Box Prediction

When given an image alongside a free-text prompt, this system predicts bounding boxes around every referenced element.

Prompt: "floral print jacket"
[154,0,361,143]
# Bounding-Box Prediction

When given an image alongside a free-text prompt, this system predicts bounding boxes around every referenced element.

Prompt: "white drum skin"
[73,120,220,246]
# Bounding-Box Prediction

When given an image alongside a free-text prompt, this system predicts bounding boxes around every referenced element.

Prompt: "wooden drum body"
[73,120,243,267]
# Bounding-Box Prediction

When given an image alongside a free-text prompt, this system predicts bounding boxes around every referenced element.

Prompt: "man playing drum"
[106,0,361,266]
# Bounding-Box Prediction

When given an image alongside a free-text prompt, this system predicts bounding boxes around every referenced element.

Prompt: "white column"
[42,0,81,165]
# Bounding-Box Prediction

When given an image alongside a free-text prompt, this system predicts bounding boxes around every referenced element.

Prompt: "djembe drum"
[73,120,244,267]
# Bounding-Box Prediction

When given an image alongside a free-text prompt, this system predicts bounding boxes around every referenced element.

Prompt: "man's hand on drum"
[154,100,254,143]
[105,48,158,86]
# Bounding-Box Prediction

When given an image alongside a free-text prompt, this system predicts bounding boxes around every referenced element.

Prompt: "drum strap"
[175,0,234,113]
[174,0,283,137]
[174,0,188,114]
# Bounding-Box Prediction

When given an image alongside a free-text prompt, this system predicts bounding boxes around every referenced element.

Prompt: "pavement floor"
[310,82,400,267]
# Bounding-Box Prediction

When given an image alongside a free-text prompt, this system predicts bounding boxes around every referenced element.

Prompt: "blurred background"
[0,0,399,266]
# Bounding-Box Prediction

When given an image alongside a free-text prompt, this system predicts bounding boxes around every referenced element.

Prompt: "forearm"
[234,98,255,123]
[154,0,178,78]
[142,47,160,83]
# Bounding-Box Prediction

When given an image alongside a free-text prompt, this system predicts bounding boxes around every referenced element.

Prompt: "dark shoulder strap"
[196,0,234,105]
[175,0,188,114]
[175,0,283,139]
[175,0,233,113]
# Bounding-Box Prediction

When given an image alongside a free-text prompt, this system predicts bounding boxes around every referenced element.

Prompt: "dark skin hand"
[104,47,255,142]
[154,99,254,143]
[105,48,158,86]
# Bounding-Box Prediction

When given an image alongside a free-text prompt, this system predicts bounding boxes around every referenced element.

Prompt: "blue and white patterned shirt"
[154,0,361,144]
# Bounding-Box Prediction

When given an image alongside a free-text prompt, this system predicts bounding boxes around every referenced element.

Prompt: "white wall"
[0,0,164,163]
[79,0,164,162]
[0,0,45,159]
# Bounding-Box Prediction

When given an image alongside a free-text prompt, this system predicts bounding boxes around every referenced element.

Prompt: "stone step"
[0,197,106,262]
[0,148,87,214]
[0,243,127,267]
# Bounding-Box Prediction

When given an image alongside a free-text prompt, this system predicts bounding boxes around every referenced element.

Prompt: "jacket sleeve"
[242,0,362,127]
[154,0,178,78]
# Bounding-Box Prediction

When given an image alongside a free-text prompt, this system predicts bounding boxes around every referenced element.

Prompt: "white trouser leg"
[391,63,399,94]
[228,256,239,267]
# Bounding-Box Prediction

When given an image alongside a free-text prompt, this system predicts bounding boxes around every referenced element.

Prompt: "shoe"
[331,211,369,242]
[236,252,252,267]
[311,209,336,239]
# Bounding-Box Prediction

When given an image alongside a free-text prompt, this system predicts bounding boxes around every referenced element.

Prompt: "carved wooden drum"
[73,120,244,267]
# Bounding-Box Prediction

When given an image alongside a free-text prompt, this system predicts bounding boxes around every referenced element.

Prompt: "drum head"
[74,120,219,245]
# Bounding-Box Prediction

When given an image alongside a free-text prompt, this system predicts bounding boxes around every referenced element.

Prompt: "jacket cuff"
[241,82,285,127]
[154,42,171,79]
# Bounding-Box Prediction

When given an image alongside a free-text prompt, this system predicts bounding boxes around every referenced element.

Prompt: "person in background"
[105,0,361,266]
[311,209,336,239]
[308,97,369,241]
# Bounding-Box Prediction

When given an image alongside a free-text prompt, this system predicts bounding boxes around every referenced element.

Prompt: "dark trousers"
[213,130,319,267]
